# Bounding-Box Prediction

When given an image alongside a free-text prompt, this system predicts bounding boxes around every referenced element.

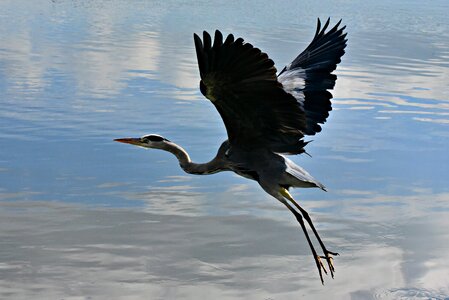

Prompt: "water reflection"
[1,0,449,299]
[1,189,448,299]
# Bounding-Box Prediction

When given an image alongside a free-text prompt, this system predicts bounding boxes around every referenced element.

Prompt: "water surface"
[1,0,449,299]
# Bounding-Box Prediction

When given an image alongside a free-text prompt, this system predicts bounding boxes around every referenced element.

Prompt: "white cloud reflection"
[334,63,449,125]
[124,185,207,217]
[1,187,449,299]
[413,117,449,125]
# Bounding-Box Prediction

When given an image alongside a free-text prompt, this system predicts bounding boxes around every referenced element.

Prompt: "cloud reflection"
[1,187,449,299]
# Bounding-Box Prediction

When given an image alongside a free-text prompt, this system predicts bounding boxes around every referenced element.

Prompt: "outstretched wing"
[194,31,308,154]
[278,18,347,136]
[194,19,346,154]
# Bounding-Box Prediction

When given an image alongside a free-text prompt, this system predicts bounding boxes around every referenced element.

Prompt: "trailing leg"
[277,197,328,284]
[280,188,338,278]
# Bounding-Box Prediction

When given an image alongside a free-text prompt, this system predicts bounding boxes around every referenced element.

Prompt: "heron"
[115,18,347,284]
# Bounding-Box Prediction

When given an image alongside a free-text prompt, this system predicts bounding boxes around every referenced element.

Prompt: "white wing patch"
[278,68,306,105]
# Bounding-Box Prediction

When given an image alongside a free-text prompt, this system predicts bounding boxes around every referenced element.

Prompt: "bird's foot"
[320,250,339,279]
[314,255,326,285]
[315,255,327,285]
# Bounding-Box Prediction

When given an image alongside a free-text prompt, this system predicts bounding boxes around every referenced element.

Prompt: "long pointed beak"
[114,137,141,146]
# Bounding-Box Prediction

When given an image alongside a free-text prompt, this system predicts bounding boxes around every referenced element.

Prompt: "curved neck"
[161,142,224,175]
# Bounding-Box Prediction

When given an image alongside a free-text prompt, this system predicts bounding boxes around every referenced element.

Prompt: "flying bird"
[115,18,347,284]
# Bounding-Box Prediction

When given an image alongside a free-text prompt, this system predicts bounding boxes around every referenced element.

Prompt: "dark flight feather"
[194,18,347,154]
[278,18,347,136]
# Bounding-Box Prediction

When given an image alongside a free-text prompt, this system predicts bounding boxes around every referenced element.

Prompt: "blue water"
[1,0,449,299]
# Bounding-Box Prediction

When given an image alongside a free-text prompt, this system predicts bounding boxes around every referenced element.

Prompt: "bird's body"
[115,18,347,284]
[222,142,325,190]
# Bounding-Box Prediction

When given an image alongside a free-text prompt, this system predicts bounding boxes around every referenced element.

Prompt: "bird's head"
[114,134,171,150]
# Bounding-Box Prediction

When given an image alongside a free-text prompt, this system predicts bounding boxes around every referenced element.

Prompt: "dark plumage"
[194,18,347,154]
